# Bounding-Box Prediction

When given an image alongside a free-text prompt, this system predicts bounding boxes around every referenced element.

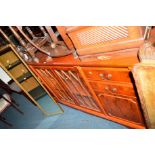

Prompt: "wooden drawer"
[82,67,132,83]
[9,63,29,80]
[0,50,19,68]
[20,77,39,92]
[89,81,136,98]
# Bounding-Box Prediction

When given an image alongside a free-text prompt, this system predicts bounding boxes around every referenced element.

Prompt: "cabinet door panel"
[97,93,144,124]
[53,68,101,112]
[33,67,74,104]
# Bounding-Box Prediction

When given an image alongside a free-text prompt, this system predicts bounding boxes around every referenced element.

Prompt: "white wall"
[0,67,11,83]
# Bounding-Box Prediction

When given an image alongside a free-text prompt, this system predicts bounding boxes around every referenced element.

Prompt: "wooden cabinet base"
[59,100,145,129]
[29,53,146,129]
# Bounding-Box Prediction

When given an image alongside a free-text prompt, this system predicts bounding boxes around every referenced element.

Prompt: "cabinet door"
[97,93,144,124]
[53,67,101,112]
[31,67,74,105]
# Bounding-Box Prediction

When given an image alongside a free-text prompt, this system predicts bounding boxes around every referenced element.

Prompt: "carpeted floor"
[0,93,128,129]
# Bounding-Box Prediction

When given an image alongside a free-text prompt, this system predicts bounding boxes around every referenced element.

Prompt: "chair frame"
[0,79,24,127]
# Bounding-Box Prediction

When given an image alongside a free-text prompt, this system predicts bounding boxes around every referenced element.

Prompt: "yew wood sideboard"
[28,49,146,129]
[1,26,150,129]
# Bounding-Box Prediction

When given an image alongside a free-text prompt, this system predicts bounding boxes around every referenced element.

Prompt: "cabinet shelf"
[6,60,21,70]
[29,85,47,101]
[0,44,63,116]
[17,72,32,83]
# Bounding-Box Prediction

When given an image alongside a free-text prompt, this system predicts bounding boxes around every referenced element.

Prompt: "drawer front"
[9,64,29,79]
[0,50,19,67]
[89,81,136,97]
[20,77,39,92]
[82,67,132,83]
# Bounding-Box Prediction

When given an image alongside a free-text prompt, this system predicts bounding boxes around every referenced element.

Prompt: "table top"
[28,48,139,68]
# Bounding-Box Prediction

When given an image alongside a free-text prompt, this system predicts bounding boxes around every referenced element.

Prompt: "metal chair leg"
[0,116,12,127]
[11,98,19,107]
[0,116,6,120]
[2,96,24,115]
[11,103,24,115]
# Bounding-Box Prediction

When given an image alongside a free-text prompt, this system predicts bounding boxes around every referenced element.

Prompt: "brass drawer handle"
[23,77,27,80]
[97,55,111,60]
[99,73,112,80]
[104,86,109,91]
[6,60,11,68]
[99,73,105,79]
[8,64,12,68]
[21,69,27,81]
[105,86,117,93]
[107,73,112,80]
[111,87,117,93]
[6,60,10,64]
[98,93,103,97]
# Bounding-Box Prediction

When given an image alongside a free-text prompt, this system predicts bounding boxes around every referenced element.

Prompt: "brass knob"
[105,86,109,91]
[6,60,11,68]
[6,60,10,64]
[21,69,25,73]
[111,87,117,93]
[108,112,112,116]
[99,73,105,79]
[107,74,112,80]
